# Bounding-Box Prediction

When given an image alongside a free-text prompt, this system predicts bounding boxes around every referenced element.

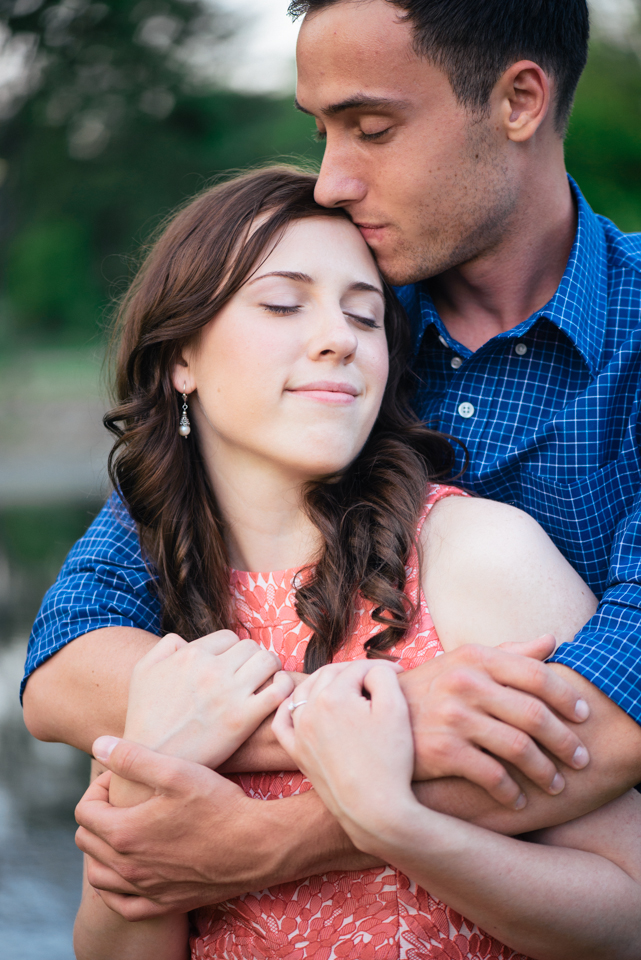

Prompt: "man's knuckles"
[519,694,550,732]
[503,728,535,762]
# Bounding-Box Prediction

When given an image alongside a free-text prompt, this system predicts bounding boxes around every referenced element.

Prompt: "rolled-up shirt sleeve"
[21,494,161,701]
[550,490,641,724]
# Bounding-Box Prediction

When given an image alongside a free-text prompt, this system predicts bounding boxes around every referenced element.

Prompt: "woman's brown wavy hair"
[105,165,457,672]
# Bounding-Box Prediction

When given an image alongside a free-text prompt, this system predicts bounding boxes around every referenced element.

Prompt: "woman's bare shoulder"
[420,495,597,652]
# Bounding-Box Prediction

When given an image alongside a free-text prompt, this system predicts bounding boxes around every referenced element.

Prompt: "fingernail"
[549,772,565,794]
[93,736,120,762]
[572,745,589,768]
[575,699,590,721]
[513,793,527,810]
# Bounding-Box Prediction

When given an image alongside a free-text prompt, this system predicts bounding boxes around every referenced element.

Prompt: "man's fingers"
[98,890,168,921]
[479,646,590,724]
[468,714,562,795]
[477,683,589,775]
[91,737,209,797]
[498,633,557,660]
[76,823,125,866]
[85,854,141,896]
[443,745,526,809]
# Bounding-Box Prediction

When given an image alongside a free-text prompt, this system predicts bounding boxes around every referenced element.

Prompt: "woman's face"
[174,216,389,483]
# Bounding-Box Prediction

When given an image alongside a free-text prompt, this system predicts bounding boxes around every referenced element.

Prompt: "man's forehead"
[296,0,416,78]
[295,0,446,114]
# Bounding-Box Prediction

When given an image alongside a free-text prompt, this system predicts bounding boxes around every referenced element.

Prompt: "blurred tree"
[567,39,641,231]
[0,0,322,345]
[0,1,640,347]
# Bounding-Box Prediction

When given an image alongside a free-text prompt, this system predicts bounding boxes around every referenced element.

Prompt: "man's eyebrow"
[294,95,410,117]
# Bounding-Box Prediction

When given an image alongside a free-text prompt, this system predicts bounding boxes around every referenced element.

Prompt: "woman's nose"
[314,140,367,209]
[309,311,358,362]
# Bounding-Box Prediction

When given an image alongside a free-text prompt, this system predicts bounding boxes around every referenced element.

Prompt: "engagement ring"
[288,699,308,714]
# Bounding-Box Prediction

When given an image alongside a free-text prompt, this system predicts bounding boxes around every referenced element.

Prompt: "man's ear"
[496,60,552,143]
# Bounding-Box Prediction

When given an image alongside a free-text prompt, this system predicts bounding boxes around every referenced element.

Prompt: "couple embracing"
[22,1,641,958]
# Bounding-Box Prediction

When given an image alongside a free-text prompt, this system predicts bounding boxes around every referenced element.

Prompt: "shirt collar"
[395,176,609,377]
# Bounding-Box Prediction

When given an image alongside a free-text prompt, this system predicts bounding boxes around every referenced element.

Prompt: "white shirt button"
[450,356,463,369]
[438,335,449,347]
[458,401,475,419]
[514,342,528,356]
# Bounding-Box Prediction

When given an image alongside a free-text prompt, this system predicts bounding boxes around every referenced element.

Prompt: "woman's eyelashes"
[261,303,301,315]
[261,302,380,329]
[343,312,381,329]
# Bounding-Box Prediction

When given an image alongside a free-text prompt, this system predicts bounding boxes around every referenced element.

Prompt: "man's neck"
[428,172,576,353]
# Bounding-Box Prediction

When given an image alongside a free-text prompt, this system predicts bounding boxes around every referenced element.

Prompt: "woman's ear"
[171,352,196,394]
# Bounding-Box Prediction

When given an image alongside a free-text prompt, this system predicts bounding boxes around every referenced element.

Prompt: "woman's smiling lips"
[287,381,360,403]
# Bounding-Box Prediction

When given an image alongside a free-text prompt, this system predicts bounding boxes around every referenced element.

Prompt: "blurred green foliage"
[0,1,639,348]
[0,500,102,638]
[0,0,323,347]
[0,500,99,565]
[567,41,641,232]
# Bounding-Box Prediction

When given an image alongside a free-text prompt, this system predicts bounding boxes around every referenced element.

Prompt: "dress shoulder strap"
[415,483,471,541]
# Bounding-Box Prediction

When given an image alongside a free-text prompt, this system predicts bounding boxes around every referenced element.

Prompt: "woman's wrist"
[334,788,423,860]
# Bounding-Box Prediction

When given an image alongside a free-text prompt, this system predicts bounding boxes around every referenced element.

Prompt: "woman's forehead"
[256,216,379,278]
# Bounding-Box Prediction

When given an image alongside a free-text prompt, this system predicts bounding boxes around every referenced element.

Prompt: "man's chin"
[373,253,435,288]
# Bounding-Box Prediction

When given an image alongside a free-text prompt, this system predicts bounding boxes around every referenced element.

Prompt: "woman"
[24,167,639,959]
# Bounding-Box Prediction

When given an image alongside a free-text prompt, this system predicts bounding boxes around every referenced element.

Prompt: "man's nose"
[314,142,367,209]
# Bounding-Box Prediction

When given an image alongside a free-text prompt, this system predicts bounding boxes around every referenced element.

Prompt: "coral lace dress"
[190,484,532,960]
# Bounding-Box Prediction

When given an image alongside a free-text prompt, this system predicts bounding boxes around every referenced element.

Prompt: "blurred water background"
[0,0,640,956]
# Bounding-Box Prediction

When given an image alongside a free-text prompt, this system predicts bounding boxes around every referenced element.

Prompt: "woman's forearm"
[74,857,188,960]
[351,798,641,960]
[74,762,188,960]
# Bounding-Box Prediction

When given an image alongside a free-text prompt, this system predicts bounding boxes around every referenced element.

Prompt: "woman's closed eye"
[261,303,301,315]
[344,311,381,329]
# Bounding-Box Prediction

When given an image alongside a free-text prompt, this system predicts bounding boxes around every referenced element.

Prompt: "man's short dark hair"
[289,0,589,132]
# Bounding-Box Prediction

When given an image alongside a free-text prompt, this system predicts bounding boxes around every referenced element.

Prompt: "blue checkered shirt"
[397,178,641,723]
[22,179,641,724]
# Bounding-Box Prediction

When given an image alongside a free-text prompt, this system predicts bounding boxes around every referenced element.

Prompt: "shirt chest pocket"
[513,457,641,595]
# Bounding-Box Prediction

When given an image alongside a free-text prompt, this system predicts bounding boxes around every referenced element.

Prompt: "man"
[22,0,641,920]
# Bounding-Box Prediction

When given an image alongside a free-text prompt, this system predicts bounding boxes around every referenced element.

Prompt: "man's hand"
[76,737,378,920]
[401,635,591,808]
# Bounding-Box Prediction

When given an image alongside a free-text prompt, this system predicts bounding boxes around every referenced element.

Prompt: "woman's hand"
[123,630,294,769]
[272,660,415,850]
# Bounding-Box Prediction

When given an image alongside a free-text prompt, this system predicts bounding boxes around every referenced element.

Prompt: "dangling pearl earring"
[179,384,191,438]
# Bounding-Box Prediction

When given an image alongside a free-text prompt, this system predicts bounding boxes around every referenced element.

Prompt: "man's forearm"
[22,627,158,752]
[236,789,382,893]
[22,629,300,770]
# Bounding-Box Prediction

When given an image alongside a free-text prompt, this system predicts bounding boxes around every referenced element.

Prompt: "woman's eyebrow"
[249,272,384,300]
[248,270,313,285]
[350,281,385,300]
